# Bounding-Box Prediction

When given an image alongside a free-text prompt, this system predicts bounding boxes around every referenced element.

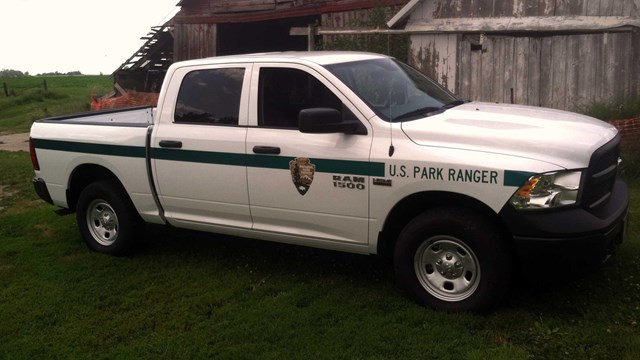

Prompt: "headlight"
[510,170,582,210]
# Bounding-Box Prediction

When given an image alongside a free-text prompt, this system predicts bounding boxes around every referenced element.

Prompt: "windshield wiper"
[440,99,466,110]
[393,106,441,122]
[392,100,467,122]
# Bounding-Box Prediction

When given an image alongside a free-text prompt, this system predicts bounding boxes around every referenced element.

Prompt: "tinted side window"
[175,68,244,125]
[259,68,342,128]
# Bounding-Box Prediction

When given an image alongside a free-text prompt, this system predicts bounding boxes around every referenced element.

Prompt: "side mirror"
[298,108,367,135]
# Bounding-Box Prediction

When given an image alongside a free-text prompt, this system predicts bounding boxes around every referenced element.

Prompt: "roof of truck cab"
[170,51,389,68]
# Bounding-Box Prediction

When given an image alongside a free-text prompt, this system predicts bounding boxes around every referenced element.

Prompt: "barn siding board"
[458,37,471,99]
[460,0,477,17]
[539,37,553,108]
[174,23,217,61]
[632,29,640,95]
[586,0,601,16]
[600,0,614,15]
[514,37,528,104]
[483,37,495,102]
[565,35,580,109]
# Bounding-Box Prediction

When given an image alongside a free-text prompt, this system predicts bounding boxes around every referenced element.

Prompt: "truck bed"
[30,106,160,222]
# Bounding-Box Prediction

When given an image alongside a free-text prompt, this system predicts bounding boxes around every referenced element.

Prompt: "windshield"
[325,58,458,122]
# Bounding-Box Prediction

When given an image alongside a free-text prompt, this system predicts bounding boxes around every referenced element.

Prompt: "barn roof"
[173,0,407,24]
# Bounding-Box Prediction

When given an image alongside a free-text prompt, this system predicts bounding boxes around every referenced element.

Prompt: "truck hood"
[400,102,618,169]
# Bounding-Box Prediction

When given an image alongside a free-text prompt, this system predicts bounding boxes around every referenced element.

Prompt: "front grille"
[582,133,621,212]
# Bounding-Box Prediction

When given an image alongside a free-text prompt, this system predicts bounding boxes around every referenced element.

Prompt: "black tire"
[394,207,511,312]
[76,180,142,255]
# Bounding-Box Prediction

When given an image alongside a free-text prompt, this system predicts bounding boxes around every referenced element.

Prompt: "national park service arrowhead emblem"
[289,157,316,195]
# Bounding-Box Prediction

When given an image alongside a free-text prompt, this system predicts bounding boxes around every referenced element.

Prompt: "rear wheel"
[76,180,142,255]
[394,207,510,312]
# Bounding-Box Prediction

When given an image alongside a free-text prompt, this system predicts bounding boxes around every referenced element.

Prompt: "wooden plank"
[600,0,614,15]
[513,0,525,17]
[585,0,601,16]
[493,0,508,17]
[554,36,569,109]
[490,36,504,103]
[528,37,541,106]
[211,0,276,13]
[503,37,515,104]
[618,32,633,99]
[514,37,528,105]
[404,16,640,33]
[460,0,478,17]
[476,0,493,17]
[602,33,616,102]
[458,37,471,99]
[624,0,638,16]
[632,29,640,95]
[522,0,541,16]
[611,0,626,16]
[576,34,597,107]
[387,0,421,28]
[556,0,585,15]
[469,45,482,101]
[592,33,605,102]
[434,35,450,89]
[539,37,553,108]
[480,35,493,103]
[542,0,555,15]
[564,35,580,110]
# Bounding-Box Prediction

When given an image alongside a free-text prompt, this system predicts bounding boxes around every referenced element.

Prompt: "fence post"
[43,79,48,92]
[3,82,8,97]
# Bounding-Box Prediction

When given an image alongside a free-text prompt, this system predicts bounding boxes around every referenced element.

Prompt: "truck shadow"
[135,224,627,314]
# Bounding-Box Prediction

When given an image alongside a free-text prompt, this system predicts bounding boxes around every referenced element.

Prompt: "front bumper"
[500,180,629,273]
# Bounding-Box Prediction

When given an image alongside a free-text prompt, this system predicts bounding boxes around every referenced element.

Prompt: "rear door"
[153,64,252,231]
[245,63,377,247]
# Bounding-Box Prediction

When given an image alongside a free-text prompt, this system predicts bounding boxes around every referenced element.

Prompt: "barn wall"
[173,23,218,61]
[417,0,639,18]
[407,0,640,110]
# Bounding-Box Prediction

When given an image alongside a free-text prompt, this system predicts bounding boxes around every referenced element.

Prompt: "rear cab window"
[174,68,245,125]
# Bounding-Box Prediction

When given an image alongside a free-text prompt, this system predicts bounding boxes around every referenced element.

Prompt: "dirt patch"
[0,132,29,152]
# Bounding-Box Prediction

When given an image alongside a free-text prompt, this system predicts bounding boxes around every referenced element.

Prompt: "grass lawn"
[1,150,639,359]
[1,75,639,358]
[0,76,112,134]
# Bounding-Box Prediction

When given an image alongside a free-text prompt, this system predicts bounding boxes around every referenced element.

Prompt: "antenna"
[388,113,395,157]
[388,74,395,157]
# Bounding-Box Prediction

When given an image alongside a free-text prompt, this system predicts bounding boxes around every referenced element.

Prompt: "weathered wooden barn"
[112,0,407,94]
[389,0,640,111]
[172,0,407,60]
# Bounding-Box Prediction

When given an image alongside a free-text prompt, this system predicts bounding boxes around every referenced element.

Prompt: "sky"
[1,0,180,75]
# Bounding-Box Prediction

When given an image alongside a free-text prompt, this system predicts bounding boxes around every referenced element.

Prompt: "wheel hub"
[100,211,116,231]
[435,252,464,279]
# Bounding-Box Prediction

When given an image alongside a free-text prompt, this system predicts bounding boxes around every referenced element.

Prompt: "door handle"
[159,140,183,148]
[253,146,281,155]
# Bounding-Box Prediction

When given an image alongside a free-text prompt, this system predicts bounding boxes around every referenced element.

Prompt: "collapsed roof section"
[112,25,174,95]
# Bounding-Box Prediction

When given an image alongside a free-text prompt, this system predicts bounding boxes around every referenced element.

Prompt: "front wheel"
[76,180,142,255]
[394,207,511,312]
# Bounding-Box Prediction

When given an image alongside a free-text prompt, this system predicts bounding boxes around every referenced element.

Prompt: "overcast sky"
[1,0,180,75]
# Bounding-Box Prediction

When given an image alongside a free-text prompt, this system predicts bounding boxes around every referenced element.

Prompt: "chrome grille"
[582,133,621,212]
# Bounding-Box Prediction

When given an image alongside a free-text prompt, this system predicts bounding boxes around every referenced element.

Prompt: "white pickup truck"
[30,52,629,311]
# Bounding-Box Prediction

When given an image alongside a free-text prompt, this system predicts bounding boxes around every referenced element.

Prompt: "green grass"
[1,75,639,358]
[0,76,112,134]
[581,96,640,121]
[1,151,639,359]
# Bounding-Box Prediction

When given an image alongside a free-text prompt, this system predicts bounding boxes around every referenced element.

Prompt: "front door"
[245,64,375,247]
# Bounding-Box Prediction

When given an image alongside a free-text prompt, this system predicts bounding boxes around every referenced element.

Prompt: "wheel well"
[66,164,121,211]
[377,191,512,259]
